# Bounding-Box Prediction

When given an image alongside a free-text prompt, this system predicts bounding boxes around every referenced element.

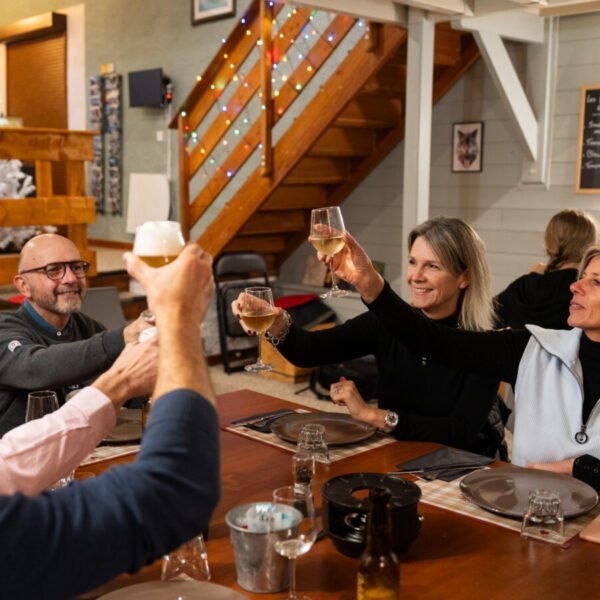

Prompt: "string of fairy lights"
[180,2,367,194]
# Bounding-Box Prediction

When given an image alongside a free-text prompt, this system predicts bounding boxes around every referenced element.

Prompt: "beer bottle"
[357,487,400,600]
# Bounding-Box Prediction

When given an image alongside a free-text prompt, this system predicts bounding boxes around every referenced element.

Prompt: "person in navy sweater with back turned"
[0,243,221,599]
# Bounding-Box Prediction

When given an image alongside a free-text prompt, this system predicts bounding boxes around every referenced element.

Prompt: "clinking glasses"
[19,261,90,281]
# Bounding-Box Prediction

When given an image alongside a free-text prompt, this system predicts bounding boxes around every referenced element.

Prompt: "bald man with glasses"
[0,234,150,435]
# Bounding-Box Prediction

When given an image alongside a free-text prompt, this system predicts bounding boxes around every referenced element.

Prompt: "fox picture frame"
[452,121,484,173]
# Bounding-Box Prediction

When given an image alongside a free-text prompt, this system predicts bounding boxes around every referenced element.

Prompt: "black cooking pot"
[321,473,422,558]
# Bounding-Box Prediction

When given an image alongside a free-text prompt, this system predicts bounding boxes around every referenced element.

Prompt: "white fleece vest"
[512,325,600,466]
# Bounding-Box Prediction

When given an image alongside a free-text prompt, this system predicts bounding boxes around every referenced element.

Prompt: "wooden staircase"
[174,2,480,272]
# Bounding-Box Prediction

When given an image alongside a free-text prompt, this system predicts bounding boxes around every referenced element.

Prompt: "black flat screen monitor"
[128,68,164,107]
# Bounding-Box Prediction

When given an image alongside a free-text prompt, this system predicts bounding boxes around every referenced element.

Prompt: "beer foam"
[134,221,184,256]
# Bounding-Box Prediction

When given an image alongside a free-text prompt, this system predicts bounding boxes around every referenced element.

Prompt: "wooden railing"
[172,0,359,240]
[0,126,96,284]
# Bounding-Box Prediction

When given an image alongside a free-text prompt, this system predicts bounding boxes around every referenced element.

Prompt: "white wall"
[279,11,600,311]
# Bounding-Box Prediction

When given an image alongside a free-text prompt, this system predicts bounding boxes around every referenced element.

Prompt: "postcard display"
[88,74,123,215]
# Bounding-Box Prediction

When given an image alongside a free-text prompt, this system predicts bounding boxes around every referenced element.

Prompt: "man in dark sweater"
[0,234,149,435]
[0,243,221,598]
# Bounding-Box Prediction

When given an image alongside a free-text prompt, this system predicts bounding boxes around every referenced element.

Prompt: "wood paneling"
[0,128,95,162]
[0,12,66,44]
[0,197,95,227]
[7,34,67,129]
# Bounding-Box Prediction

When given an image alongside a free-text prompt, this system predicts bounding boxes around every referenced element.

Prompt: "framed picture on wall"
[192,0,235,25]
[452,121,484,173]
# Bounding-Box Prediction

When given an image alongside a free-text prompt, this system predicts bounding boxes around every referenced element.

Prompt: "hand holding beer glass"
[133,221,186,323]
[309,206,349,298]
[239,286,275,372]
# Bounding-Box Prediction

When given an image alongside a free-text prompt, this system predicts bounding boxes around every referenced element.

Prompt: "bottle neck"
[365,493,393,555]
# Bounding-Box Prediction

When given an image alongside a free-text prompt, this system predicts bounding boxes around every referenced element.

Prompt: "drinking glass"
[240,286,275,372]
[309,206,349,298]
[298,423,329,466]
[270,485,317,600]
[161,533,211,582]
[133,220,186,322]
[521,488,565,543]
[26,391,74,489]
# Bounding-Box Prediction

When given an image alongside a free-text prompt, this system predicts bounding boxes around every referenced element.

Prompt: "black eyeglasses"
[19,261,90,281]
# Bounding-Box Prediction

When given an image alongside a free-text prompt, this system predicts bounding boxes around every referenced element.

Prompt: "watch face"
[385,411,399,428]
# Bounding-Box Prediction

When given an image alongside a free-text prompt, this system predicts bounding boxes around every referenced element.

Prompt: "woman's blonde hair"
[408,217,495,331]
[545,209,598,271]
[578,245,600,278]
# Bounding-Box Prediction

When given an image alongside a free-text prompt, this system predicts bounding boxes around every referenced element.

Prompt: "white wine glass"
[26,391,74,489]
[240,286,275,373]
[270,485,317,600]
[133,220,186,323]
[309,206,349,298]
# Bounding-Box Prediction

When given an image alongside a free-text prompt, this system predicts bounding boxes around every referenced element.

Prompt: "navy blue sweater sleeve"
[367,281,529,386]
[0,389,220,600]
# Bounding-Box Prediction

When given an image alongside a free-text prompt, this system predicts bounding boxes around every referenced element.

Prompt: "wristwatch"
[382,410,399,433]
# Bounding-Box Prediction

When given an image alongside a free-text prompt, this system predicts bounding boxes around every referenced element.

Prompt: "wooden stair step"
[362,63,406,98]
[285,157,350,184]
[261,185,329,211]
[309,127,375,158]
[224,234,287,254]
[394,28,462,67]
[335,96,402,129]
[239,210,306,235]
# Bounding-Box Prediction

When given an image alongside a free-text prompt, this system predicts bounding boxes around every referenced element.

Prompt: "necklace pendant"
[575,429,589,444]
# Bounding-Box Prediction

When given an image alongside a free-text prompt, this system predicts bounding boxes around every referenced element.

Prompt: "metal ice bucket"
[225,502,300,593]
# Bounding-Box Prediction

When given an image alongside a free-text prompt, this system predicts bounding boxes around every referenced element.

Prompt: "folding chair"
[213,252,270,373]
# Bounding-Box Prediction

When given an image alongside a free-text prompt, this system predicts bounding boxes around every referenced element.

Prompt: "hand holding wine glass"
[270,485,317,600]
[309,207,349,298]
[239,286,276,372]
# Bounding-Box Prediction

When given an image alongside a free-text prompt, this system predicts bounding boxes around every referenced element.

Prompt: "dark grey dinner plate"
[460,466,599,519]
[270,413,376,446]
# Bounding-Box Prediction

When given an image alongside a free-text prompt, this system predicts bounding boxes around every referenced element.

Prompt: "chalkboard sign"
[576,85,600,194]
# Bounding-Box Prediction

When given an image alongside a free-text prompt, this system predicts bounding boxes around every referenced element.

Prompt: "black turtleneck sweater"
[495,268,577,330]
[277,309,499,452]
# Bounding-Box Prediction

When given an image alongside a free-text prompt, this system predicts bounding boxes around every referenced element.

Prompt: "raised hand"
[318,232,385,303]
[231,291,286,337]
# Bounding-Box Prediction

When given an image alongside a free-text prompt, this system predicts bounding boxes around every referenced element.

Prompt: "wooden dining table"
[80,389,600,599]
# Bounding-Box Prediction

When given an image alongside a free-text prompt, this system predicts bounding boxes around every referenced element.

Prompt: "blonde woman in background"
[495,209,598,330]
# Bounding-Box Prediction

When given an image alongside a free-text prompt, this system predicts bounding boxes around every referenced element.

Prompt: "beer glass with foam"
[133,221,185,322]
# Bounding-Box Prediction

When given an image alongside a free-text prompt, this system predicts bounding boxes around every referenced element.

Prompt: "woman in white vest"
[319,233,600,490]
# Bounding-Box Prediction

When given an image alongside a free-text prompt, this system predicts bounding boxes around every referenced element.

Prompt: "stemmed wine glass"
[308,206,349,298]
[26,391,74,489]
[270,485,317,600]
[133,220,186,323]
[240,286,275,372]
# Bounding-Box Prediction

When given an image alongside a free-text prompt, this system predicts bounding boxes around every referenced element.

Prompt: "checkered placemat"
[415,473,600,547]
[225,410,396,462]
[80,444,140,466]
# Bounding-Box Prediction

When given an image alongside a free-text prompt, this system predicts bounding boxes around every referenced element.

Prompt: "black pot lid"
[322,472,421,511]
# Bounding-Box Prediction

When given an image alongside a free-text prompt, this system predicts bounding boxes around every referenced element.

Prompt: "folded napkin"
[396,446,494,482]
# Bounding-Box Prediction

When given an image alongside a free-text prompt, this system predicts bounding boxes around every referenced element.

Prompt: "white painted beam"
[473,29,538,160]
[454,10,544,42]
[521,17,557,187]
[402,7,434,296]
[287,0,408,24]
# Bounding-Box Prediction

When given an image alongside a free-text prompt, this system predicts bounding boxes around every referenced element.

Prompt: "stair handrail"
[172,0,358,240]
